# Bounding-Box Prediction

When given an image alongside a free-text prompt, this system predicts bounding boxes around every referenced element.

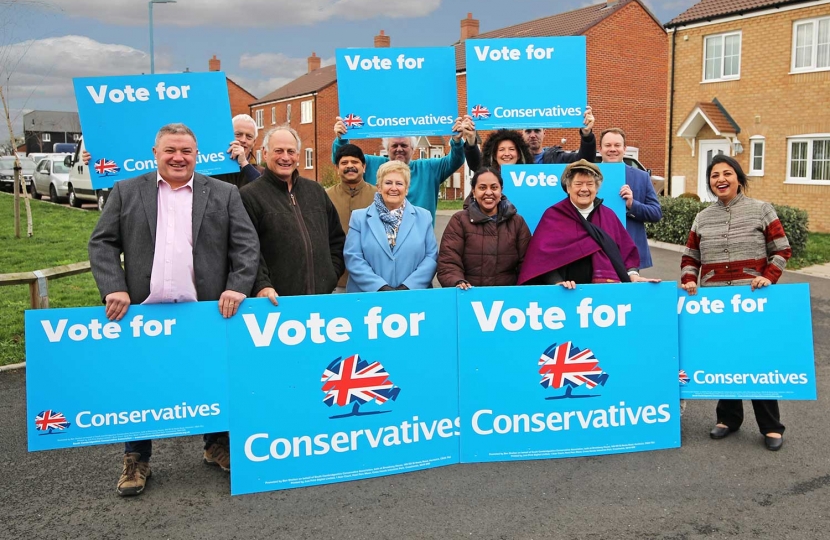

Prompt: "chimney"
[374,30,390,48]
[208,55,220,72]
[308,52,321,73]
[460,12,479,41]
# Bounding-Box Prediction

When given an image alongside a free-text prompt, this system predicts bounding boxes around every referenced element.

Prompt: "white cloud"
[233,53,334,97]
[0,35,171,135]
[37,0,443,28]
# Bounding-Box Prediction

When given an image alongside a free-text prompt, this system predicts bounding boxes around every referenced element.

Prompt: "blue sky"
[0,0,697,141]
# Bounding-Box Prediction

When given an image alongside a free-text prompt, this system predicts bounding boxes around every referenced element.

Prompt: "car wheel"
[30,181,42,200]
[68,186,82,208]
[96,189,106,211]
[49,183,59,203]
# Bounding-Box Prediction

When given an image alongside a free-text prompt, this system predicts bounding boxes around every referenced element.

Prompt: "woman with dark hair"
[438,167,531,288]
[518,159,659,288]
[681,153,792,451]
[464,129,534,172]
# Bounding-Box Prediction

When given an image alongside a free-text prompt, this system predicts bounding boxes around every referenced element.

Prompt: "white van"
[63,137,108,210]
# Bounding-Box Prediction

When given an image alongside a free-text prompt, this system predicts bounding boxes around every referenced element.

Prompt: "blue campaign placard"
[501,163,627,233]
[335,47,458,139]
[678,284,816,400]
[227,291,460,495]
[466,37,586,130]
[25,302,229,452]
[458,283,680,463]
[73,72,238,189]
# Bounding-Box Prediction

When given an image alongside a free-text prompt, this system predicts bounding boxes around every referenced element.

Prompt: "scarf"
[373,191,405,249]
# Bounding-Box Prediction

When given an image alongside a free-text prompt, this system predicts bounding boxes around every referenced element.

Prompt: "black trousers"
[716,399,785,435]
[124,432,227,462]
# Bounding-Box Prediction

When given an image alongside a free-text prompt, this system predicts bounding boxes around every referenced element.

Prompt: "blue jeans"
[124,432,227,462]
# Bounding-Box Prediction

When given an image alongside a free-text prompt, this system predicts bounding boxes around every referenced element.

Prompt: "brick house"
[665,0,830,231]
[206,55,258,118]
[251,0,667,194]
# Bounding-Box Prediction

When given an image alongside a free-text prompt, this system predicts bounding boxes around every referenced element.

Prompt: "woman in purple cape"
[518,159,660,288]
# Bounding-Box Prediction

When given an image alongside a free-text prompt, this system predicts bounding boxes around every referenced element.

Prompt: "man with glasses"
[522,106,597,164]
[240,125,345,303]
[331,115,475,221]
[214,114,263,189]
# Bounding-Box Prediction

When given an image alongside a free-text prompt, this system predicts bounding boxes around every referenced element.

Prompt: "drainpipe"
[667,25,677,196]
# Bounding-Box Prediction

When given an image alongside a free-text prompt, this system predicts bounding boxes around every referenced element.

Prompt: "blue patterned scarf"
[373,191,405,249]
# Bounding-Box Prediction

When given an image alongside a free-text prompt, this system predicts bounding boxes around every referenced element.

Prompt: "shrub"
[646,196,707,245]
[646,196,810,258]
[772,203,809,258]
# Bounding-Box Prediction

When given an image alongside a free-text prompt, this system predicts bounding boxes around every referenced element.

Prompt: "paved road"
[2,217,828,540]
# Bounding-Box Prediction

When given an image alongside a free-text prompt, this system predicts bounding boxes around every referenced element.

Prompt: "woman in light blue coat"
[345,161,438,292]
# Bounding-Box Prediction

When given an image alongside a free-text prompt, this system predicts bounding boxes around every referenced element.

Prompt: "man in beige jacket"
[326,144,376,292]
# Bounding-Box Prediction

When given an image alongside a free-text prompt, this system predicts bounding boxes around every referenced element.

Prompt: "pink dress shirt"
[142,174,198,304]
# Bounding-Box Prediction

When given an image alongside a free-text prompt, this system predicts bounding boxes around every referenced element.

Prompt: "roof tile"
[667,0,806,27]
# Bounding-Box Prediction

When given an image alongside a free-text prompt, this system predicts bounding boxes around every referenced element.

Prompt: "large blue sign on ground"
[465,37,587,130]
[73,72,238,189]
[226,291,460,495]
[335,47,458,139]
[25,303,230,452]
[678,284,816,400]
[457,283,681,463]
[501,163,627,233]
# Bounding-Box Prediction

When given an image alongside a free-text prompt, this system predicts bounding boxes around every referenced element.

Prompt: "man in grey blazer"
[88,123,259,497]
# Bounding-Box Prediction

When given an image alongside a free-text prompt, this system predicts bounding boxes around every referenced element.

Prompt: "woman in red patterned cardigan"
[680,154,792,451]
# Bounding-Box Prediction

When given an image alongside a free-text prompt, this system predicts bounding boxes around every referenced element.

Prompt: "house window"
[703,31,741,81]
[301,100,313,124]
[792,17,830,72]
[271,107,276,124]
[254,109,264,128]
[286,103,292,122]
[256,149,262,165]
[749,136,765,177]
[305,148,313,169]
[72,133,81,141]
[788,135,830,183]
[42,133,51,142]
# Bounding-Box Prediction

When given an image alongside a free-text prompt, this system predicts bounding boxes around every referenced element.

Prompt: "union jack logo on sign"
[538,342,608,399]
[321,354,400,418]
[94,158,120,176]
[679,370,690,385]
[34,410,71,433]
[343,114,363,129]
[471,104,490,119]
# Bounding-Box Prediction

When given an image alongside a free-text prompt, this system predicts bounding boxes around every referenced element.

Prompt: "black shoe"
[710,425,735,439]
[764,434,784,451]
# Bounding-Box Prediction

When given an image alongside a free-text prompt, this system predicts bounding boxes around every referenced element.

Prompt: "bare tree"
[1,84,33,237]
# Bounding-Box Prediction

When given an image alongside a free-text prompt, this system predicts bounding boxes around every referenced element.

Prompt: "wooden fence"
[0,261,91,309]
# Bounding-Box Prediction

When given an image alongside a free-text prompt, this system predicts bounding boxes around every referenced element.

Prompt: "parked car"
[0,156,35,192]
[597,153,665,196]
[63,137,108,210]
[31,157,71,202]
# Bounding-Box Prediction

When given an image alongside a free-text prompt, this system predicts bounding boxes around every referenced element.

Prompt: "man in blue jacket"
[332,116,473,221]
[599,127,662,269]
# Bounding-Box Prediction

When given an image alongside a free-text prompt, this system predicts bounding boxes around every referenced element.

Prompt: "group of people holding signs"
[78,37,793,498]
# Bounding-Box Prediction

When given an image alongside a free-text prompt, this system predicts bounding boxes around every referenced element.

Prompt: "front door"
[698,140,730,202]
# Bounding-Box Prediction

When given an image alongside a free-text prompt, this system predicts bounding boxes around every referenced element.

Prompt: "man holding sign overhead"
[332,116,473,221]
[522,106,596,164]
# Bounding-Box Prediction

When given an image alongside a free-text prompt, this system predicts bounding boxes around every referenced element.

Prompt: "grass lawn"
[788,232,830,270]
[437,199,464,211]
[0,193,101,365]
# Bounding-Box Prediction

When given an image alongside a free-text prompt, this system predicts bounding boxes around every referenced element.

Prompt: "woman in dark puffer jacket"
[438,167,532,289]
